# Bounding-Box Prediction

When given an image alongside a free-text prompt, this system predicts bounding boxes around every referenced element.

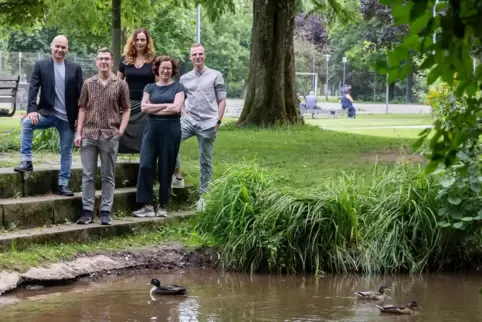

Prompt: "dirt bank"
[0,243,218,296]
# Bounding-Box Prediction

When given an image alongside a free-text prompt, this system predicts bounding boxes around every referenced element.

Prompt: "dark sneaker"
[100,211,112,225]
[77,210,93,224]
[13,161,33,173]
[132,206,155,218]
[57,185,74,196]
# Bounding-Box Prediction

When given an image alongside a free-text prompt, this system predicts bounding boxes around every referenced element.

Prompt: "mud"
[0,243,218,296]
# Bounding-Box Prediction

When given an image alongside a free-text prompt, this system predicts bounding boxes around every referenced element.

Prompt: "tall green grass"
[193,161,480,275]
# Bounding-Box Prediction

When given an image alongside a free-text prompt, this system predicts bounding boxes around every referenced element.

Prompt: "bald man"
[14,35,84,196]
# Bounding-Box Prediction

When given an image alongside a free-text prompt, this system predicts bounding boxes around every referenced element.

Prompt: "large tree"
[235,0,348,126]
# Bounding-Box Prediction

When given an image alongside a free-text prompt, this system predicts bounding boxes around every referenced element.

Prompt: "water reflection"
[0,269,480,321]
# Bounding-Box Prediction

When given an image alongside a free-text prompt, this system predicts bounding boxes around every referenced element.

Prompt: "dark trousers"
[136,118,181,206]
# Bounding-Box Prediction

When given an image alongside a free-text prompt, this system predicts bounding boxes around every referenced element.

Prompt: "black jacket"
[27,57,84,131]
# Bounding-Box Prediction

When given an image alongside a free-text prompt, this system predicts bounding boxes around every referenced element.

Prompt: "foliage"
[294,14,328,48]
[436,155,482,231]
[32,128,60,153]
[0,0,45,27]
[359,0,408,49]
[194,161,482,274]
[379,0,482,170]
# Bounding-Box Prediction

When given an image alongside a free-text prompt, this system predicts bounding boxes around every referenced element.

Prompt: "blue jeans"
[20,114,75,186]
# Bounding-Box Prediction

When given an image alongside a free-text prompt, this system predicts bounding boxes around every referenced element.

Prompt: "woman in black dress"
[117,27,156,153]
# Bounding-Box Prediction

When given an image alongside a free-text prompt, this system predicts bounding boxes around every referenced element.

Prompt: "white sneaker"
[196,197,206,212]
[156,207,168,217]
[171,175,185,188]
[133,206,155,218]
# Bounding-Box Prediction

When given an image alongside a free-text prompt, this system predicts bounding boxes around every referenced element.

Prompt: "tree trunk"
[406,69,413,103]
[389,82,395,101]
[112,0,121,73]
[237,0,302,127]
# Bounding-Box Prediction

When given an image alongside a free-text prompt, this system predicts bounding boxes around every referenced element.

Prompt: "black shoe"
[57,185,74,196]
[77,210,93,224]
[13,161,33,173]
[100,211,112,225]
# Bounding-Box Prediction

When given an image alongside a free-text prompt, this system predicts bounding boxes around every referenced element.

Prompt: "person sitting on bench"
[340,85,356,119]
[304,91,318,109]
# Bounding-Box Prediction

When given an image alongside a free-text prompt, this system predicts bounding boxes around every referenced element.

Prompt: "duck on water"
[148,278,187,299]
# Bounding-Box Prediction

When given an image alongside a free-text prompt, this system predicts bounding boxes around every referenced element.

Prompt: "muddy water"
[0,269,481,321]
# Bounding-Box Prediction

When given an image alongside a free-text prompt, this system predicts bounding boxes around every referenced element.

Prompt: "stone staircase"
[0,162,197,251]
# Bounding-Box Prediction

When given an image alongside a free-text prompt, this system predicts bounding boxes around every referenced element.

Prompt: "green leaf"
[425,160,440,174]
[427,64,443,85]
[470,182,481,193]
[462,217,475,222]
[438,207,449,216]
[448,196,462,205]
[387,67,401,84]
[452,222,464,229]
[440,177,456,188]
[437,221,451,228]
[409,11,432,35]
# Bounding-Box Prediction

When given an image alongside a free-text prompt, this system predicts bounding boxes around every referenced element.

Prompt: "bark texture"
[237,0,302,127]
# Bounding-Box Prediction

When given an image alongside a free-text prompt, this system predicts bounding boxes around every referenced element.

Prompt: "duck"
[147,278,187,297]
[376,301,421,314]
[355,285,390,301]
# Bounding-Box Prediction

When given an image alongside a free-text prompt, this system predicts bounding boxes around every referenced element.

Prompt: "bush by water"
[193,162,482,275]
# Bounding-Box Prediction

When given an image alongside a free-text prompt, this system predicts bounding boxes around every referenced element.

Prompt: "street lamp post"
[196,4,201,43]
[342,56,347,86]
[324,54,330,100]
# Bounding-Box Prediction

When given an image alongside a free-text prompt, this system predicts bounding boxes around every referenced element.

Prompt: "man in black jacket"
[13,35,84,196]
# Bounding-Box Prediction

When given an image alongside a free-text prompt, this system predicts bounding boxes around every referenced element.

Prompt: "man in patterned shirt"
[74,48,131,225]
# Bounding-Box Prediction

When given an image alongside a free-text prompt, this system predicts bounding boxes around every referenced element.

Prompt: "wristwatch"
[217,119,222,125]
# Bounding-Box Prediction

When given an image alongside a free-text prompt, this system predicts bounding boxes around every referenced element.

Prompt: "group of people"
[13,28,226,225]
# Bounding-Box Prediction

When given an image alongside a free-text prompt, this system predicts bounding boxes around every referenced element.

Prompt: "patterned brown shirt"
[78,73,130,140]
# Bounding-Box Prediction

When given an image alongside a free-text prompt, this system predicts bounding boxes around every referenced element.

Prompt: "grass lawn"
[0,114,426,188]
[339,128,428,138]
[305,113,434,128]
[0,116,20,133]
[177,122,420,189]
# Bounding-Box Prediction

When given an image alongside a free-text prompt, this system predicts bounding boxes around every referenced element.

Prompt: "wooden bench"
[0,75,20,117]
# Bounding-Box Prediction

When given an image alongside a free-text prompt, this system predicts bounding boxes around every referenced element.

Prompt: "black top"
[143,82,185,119]
[118,55,156,101]
[28,57,84,131]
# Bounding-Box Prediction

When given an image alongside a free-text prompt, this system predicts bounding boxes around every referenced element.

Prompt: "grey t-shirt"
[53,61,67,121]
[143,82,185,119]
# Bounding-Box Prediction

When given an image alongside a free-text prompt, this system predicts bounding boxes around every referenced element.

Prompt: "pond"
[0,269,480,321]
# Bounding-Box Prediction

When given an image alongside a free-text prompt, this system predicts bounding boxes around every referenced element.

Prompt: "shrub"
[194,161,482,274]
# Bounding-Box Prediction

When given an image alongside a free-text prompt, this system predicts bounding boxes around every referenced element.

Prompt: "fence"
[293,52,425,105]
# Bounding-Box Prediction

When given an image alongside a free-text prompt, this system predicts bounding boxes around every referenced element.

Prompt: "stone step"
[0,162,140,199]
[0,211,194,252]
[0,186,197,230]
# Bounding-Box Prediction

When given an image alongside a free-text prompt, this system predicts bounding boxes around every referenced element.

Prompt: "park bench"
[0,75,20,117]
[299,104,347,119]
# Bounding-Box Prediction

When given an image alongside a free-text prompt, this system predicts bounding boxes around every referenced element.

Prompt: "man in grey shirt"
[172,43,227,211]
